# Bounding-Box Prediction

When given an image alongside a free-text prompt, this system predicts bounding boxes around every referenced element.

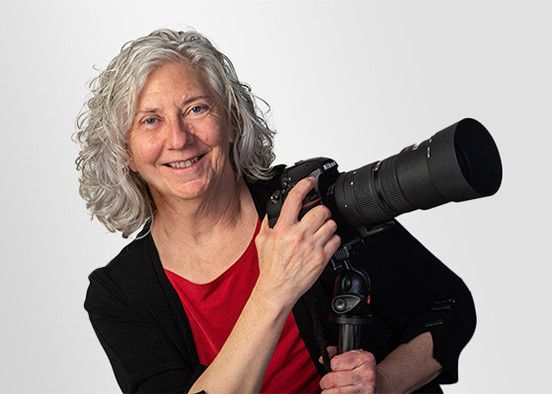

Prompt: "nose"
[166,118,191,149]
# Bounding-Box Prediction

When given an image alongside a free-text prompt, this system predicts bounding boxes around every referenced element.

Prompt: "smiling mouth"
[165,155,202,169]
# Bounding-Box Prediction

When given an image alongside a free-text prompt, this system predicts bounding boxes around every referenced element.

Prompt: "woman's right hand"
[254,177,341,309]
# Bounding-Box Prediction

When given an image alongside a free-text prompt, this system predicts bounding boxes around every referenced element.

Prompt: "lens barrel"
[333,118,502,230]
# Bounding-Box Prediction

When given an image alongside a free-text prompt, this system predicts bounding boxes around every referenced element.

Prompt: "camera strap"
[303,289,332,374]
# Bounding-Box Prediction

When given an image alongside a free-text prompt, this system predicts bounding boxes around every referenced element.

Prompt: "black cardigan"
[85,173,476,393]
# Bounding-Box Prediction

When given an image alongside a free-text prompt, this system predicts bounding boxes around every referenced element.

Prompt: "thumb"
[319,346,338,363]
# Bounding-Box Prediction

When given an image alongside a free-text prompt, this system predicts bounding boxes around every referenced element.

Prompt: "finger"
[320,369,360,391]
[327,346,338,359]
[330,350,376,372]
[319,346,338,364]
[311,214,338,240]
[297,204,333,232]
[324,234,342,257]
[276,177,317,227]
[320,370,376,394]
[310,217,340,254]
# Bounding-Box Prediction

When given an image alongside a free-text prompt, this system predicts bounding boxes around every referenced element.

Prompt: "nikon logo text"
[323,161,337,171]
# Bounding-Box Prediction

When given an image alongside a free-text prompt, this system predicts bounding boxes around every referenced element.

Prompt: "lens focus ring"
[378,156,415,214]
[352,164,394,223]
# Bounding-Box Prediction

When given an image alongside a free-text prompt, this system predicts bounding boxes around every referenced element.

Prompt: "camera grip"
[267,189,322,228]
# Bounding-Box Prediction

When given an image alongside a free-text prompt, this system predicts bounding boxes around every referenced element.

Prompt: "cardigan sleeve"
[84,232,209,394]
[85,268,206,393]
[350,220,476,386]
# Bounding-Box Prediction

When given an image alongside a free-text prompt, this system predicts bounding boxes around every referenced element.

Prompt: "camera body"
[266,157,339,226]
[266,157,362,242]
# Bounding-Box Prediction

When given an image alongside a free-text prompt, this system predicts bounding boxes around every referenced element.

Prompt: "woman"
[76,29,475,393]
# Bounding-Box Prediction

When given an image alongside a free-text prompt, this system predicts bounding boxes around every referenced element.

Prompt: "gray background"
[1,0,550,392]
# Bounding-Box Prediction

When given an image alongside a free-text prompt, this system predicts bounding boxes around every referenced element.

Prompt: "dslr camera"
[266,118,502,243]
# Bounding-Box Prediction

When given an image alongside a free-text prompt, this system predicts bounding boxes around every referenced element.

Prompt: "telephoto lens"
[333,118,502,230]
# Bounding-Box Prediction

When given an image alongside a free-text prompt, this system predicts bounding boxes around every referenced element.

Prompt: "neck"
[151,176,251,244]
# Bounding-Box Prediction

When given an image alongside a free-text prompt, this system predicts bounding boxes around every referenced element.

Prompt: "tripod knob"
[332,294,363,314]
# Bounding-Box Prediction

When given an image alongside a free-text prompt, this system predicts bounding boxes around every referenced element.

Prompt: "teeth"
[168,157,199,168]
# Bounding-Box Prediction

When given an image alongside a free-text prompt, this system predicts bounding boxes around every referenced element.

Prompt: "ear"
[228,126,237,144]
[128,154,138,172]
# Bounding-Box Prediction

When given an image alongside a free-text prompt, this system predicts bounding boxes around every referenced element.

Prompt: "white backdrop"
[1,0,550,392]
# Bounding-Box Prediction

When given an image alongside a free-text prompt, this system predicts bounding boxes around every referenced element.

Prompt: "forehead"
[137,61,215,106]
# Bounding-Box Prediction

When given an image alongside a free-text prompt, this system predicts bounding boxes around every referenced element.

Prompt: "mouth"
[165,155,203,169]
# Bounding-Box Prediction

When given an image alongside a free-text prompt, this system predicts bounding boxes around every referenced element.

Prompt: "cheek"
[211,114,233,144]
[201,121,233,151]
[128,136,161,171]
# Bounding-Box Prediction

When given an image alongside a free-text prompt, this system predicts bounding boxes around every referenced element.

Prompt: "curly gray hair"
[75,29,275,238]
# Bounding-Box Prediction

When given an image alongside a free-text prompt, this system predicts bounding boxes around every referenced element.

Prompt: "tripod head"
[328,221,394,354]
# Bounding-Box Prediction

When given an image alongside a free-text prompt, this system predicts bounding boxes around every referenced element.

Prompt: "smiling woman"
[76,29,476,394]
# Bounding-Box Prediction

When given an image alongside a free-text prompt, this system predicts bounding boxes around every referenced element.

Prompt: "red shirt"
[165,219,320,393]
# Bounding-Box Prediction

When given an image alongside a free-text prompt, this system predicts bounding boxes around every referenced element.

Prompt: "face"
[127,61,235,204]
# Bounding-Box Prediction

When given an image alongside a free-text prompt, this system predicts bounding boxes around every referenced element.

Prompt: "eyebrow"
[135,108,159,115]
[135,95,213,115]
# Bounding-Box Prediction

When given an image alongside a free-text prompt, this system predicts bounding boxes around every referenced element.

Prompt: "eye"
[190,105,204,114]
[145,118,157,125]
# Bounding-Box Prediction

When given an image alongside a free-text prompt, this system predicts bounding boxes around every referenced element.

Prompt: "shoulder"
[85,233,161,311]
[91,234,153,280]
